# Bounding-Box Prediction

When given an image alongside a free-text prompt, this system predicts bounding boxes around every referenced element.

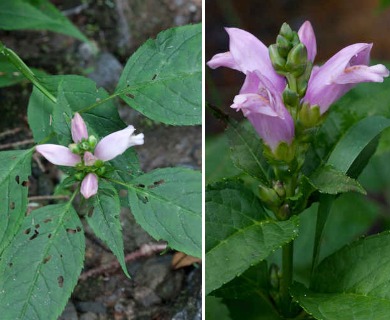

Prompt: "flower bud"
[273,141,295,163]
[94,159,104,168]
[88,135,97,148]
[259,184,281,207]
[96,167,106,176]
[68,143,80,154]
[269,44,286,72]
[280,23,294,41]
[278,204,290,220]
[285,43,308,77]
[273,181,286,198]
[299,103,321,128]
[74,172,85,181]
[80,141,90,151]
[276,35,291,57]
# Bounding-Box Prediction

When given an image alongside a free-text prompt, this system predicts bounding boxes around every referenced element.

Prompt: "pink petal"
[333,64,389,84]
[84,151,98,166]
[305,43,389,113]
[230,72,294,151]
[226,27,285,91]
[298,21,317,62]
[71,112,88,143]
[80,173,98,199]
[36,144,81,166]
[94,126,144,161]
[232,94,279,117]
[207,52,240,71]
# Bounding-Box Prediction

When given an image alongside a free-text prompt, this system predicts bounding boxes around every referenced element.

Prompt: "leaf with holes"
[127,167,201,258]
[292,232,390,320]
[0,149,32,254]
[206,180,299,295]
[116,24,201,125]
[0,0,87,42]
[0,203,85,319]
[87,181,129,277]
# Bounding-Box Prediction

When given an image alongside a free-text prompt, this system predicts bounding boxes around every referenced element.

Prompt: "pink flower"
[36,113,144,199]
[299,23,389,114]
[207,27,294,151]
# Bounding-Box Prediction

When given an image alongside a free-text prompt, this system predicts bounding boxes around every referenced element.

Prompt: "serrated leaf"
[205,180,299,295]
[0,203,85,319]
[27,75,87,143]
[0,149,32,253]
[292,232,390,320]
[87,181,129,277]
[116,24,201,125]
[0,0,87,42]
[127,167,201,258]
[205,134,241,184]
[53,76,126,145]
[309,165,366,195]
[212,261,269,300]
[227,120,270,185]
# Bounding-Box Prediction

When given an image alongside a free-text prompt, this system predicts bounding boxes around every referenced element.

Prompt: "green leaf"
[303,79,390,175]
[87,181,129,277]
[0,149,32,253]
[222,297,282,320]
[0,0,87,42]
[205,297,232,320]
[205,134,241,184]
[327,116,390,177]
[206,180,299,295]
[309,165,366,195]
[0,203,85,319]
[269,193,380,287]
[53,76,126,145]
[212,261,269,300]
[116,24,201,125]
[310,116,390,273]
[27,75,86,143]
[127,167,201,257]
[227,120,270,185]
[292,232,390,320]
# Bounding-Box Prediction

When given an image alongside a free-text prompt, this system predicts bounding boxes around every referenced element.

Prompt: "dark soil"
[0,1,202,319]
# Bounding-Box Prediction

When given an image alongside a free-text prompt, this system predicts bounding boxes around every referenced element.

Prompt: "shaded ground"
[0,1,202,319]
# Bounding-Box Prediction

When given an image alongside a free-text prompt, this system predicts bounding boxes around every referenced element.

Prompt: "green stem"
[0,41,57,104]
[286,73,297,92]
[280,241,294,317]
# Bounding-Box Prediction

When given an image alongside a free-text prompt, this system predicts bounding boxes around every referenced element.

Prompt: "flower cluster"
[36,113,144,199]
[207,21,389,156]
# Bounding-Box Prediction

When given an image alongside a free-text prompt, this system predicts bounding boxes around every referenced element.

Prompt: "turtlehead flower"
[301,23,389,114]
[36,113,144,199]
[207,27,295,152]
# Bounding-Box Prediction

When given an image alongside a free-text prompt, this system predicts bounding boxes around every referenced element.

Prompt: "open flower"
[207,27,294,151]
[300,23,389,114]
[36,113,144,199]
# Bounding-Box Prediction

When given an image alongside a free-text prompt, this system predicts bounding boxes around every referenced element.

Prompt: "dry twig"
[79,242,167,281]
